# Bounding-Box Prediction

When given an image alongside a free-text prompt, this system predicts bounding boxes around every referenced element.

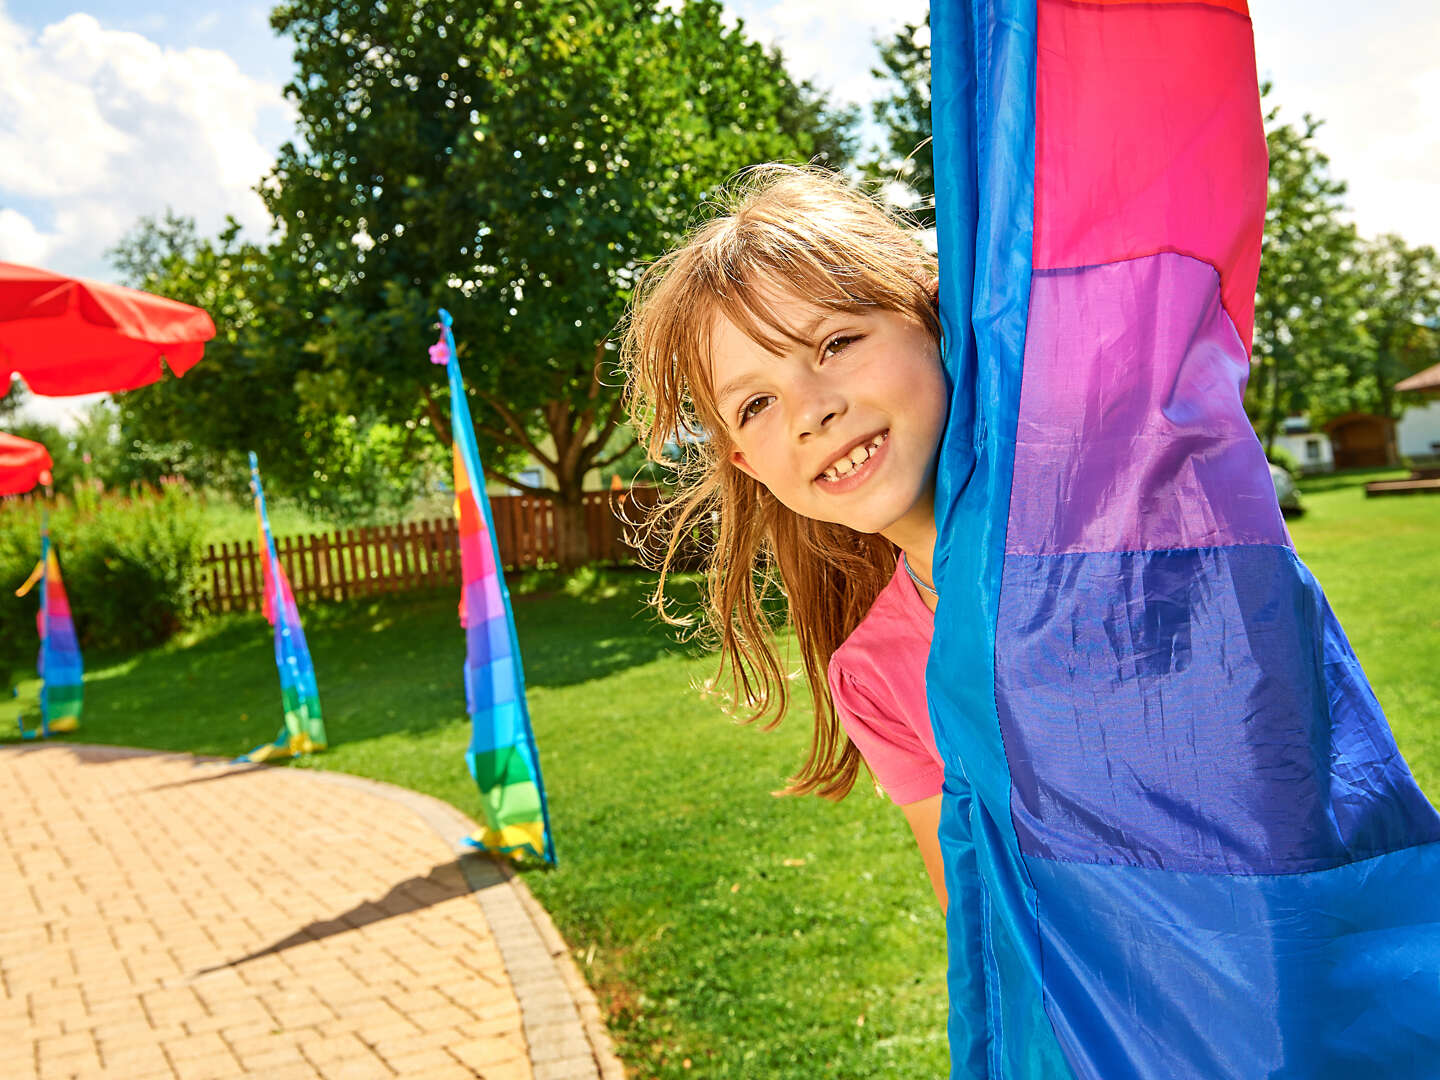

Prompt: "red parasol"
[0,262,216,396]
[0,432,53,495]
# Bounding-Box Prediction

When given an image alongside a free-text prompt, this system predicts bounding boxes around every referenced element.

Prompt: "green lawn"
[2,473,1435,1078]
[1290,469,1440,784]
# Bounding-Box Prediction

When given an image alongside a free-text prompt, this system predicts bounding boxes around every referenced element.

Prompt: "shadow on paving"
[0,741,184,766]
[136,762,271,792]
[192,854,506,977]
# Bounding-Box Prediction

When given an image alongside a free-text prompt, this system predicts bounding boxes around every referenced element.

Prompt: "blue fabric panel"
[465,613,511,668]
[1027,846,1440,1080]
[467,701,524,758]
[464,658,519,717]
[932,3,1070,1076]
[43,654,82,683]
[997,544,1440,873]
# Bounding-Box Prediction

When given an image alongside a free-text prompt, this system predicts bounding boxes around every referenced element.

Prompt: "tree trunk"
[551,492,592,569]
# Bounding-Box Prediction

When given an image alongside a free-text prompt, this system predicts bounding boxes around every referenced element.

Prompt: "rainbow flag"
[14,528,82,737]
[430,309,555,864]
[929,1,1440,1075]
[239,452,326,762]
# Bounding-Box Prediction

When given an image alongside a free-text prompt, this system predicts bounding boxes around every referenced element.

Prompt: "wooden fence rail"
[198,488,659,614]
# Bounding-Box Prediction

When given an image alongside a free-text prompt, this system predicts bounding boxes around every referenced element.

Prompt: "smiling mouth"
[817,431,889,483]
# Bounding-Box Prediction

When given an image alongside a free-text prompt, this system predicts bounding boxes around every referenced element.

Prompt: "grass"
[2,471,1434,1077]
[1289,468,1440,784]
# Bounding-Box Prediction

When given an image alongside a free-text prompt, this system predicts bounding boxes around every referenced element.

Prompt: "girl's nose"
[794,381,847,441]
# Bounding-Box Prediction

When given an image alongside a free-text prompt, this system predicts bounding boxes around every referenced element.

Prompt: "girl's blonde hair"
[620,164,940,799]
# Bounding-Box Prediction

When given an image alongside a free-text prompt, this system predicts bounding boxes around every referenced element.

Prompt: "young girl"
[621,164,952,904]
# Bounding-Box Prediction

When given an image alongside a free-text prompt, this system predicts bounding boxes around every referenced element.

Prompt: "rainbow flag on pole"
[928,1,1440,1075]
[430,308,555,864]
[239,452,326,762]
[14,526,82,737]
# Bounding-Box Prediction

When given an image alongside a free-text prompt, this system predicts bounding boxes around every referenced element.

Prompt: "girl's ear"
[729,448,760,482]
[927,277,940,310]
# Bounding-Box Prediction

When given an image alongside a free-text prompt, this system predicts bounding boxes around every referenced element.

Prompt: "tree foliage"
[867,13,933,220]
[111,0,856,557]
[1354,234,1440,427]
[1246,99,1368,450]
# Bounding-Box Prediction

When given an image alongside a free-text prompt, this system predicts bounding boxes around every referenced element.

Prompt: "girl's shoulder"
[827,563,942,804]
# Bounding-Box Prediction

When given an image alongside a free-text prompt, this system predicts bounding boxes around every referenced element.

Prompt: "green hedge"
[0,485,205,686]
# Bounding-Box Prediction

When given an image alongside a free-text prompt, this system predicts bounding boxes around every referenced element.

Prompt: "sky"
[1,0,1437,424]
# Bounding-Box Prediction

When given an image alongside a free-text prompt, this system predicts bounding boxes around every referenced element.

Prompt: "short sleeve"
[828,657,944,806]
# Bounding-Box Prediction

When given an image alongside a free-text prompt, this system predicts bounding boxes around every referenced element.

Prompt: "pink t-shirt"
[827,561,942,805]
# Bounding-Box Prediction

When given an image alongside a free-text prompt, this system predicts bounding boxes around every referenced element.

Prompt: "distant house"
[1324,412,1396,470]
[1271,416,1334,473]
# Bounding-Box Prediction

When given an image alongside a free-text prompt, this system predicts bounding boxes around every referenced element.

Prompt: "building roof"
[1397,361,1440,394]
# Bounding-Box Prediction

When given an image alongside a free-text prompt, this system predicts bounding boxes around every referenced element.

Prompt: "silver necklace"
[902,554,938,599]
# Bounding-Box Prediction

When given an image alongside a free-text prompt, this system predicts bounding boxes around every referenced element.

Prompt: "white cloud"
[0,8,292,280]
[0,208,48,265]
[726,0,928,106]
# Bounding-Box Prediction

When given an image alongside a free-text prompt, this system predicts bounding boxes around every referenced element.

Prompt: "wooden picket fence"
[197,488,660,614]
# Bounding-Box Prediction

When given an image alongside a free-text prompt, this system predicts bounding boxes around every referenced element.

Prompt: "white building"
[1271,417,1334,473]
[1397,399,1440,461]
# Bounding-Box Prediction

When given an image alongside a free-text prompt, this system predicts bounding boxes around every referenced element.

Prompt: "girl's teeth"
[822,433,887,482]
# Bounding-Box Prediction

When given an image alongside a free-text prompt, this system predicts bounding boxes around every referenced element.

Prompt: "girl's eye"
[739,395,773,426]
[822,334,859,360]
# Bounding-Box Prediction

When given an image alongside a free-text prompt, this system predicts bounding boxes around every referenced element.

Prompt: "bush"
[0,484,206,685]
[1266,446,1301,479]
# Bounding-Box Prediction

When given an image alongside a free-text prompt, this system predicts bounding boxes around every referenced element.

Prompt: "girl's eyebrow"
[713,375,755,410]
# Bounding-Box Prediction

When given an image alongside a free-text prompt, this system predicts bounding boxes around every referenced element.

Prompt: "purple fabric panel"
[996,545,1440,875]
[462,577,505,627]
[1007,253,1287,556]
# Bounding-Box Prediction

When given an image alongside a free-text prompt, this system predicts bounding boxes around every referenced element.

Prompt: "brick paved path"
[0,745,622,1080]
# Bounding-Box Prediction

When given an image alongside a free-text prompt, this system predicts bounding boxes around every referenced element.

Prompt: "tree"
[1353,234,1440,457]
[868,13,933,220]
[259,0,857,563]
[1247,97,1368,452]
[107,209,199,288]
[110,216,448,518]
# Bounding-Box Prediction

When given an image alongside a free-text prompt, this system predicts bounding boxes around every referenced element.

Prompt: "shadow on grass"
[192,855,501,976]
[1297,466,1411,496]
[0,568,707,758]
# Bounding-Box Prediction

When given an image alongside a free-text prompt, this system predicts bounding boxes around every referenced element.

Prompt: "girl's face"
[709,286,947,547]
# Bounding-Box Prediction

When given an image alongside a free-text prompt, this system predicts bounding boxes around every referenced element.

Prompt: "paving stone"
[2,746,623,1080]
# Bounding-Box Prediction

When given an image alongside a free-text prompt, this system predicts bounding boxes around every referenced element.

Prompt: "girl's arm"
[901,794,947,911]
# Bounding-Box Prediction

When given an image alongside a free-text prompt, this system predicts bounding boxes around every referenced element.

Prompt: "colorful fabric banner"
[430,309,555,864]
[239,452,326,762]
[14,529,82,737]
[929,2,1440,1076]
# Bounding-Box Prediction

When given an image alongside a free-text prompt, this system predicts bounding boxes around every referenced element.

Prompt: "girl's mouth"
[816,430,889,493]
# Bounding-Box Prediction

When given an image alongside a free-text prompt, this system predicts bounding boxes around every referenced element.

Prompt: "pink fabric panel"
[1034,0,1266,348]
[1007,253,1287,556]
[46,587,71,619]
[457,530,493,584]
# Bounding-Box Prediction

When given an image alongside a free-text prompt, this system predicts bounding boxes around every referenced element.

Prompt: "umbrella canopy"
[0,432,52,495]
[0,262,215,396]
